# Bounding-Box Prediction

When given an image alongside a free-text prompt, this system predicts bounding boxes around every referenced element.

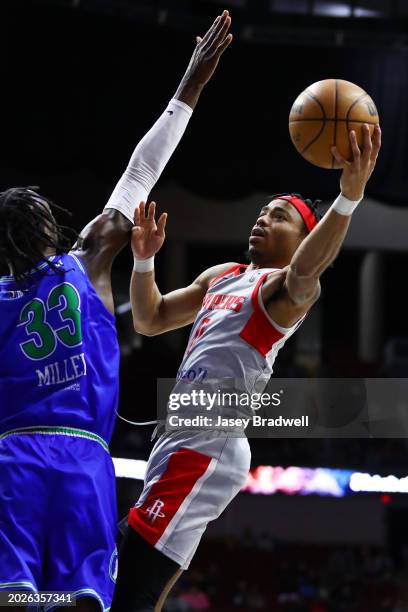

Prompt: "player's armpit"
[263,268,320,328]
[69,210,132,314]
[72,209,133,272]
[285,268,321,306]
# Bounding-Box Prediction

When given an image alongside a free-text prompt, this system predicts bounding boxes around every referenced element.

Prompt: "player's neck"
[248,256,290,270]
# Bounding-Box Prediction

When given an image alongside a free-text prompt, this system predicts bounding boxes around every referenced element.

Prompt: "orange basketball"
[289,79,379,169]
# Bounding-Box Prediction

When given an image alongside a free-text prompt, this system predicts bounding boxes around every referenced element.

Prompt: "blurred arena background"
[2,0,408,609]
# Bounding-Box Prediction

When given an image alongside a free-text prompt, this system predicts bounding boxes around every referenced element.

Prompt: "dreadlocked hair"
[269,192,323,229]
[0,186,77,284]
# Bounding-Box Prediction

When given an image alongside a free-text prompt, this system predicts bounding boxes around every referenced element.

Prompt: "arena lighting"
[353,7,383,17]
[243,466,408,496]
[350,472,408,494]
[312,3,383,17]
[242,465,350,497]
[314,2,352,17]
[112,459,408,497]
[112,457,147,480]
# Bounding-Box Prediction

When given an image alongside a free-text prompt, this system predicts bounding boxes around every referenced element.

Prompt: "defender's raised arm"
[73,11,233,312]
[102,9,233,225]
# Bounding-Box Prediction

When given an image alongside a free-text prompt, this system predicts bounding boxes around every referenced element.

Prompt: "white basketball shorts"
[127,431,251,569]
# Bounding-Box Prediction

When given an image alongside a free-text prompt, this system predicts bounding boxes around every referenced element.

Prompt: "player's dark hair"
[269,192,323,233]
[0,186,77,284]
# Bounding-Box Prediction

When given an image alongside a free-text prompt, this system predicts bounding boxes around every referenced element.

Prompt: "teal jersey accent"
[0,253,119,445]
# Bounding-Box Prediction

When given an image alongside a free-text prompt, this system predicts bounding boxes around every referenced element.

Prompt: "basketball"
[289,79,379,169]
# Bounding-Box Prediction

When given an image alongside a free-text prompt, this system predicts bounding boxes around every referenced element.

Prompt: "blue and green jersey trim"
[0,256,63,284]
[44,588,109,612]
[0,426,109,453]
[0,581,37,591]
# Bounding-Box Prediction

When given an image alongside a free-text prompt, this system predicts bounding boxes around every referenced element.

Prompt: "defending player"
[0,11,232,611]
[111,124,381,611]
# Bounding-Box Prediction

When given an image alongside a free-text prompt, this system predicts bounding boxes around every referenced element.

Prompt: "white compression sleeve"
[103,98,193,222]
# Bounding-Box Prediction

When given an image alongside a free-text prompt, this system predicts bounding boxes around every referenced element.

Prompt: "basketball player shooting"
[111,122,381,609]
[0,11,232,612]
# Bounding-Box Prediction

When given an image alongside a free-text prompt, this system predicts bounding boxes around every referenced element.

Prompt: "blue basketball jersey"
[0,253,119,446]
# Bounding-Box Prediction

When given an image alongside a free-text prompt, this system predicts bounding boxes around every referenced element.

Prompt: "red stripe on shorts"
[128,447,212,547]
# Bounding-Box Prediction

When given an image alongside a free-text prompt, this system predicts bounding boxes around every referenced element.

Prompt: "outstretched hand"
[179,10,233,90]
[331,124,381,201]
[131,201,167,261]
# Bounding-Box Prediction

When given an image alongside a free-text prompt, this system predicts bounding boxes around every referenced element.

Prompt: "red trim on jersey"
[239,272,284,357]
[128,447,212,547]
[208,264,248,289]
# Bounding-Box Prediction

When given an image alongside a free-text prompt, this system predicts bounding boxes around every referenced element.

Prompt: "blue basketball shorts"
[0,428,118,611]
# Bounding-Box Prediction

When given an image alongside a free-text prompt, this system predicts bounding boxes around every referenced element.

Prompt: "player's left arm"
[264,124,381,327]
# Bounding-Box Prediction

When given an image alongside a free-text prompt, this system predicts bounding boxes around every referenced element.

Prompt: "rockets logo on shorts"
[128,447,213,547]
[146,499,166,523]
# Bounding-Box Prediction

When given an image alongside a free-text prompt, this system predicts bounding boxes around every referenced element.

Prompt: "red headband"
[277,195,318,234]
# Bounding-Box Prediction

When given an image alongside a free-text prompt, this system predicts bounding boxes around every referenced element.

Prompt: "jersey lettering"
[202,292,246,312]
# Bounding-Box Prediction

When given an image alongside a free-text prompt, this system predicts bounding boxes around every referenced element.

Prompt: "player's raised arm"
[282,124,381,307]
[72,10,233,309]
[129,201,234,335]
[103,12,232,224]
[76,10,233,249]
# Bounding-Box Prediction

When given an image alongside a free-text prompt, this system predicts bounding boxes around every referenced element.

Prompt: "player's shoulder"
[72,210,130,255]
[208,261,240,277]
[196,262,241,291]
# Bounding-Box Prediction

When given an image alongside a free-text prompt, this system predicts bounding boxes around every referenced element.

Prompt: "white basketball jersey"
[175,264,305,396]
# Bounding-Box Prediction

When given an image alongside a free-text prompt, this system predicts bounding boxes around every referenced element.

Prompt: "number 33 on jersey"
[0,253,120,446]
